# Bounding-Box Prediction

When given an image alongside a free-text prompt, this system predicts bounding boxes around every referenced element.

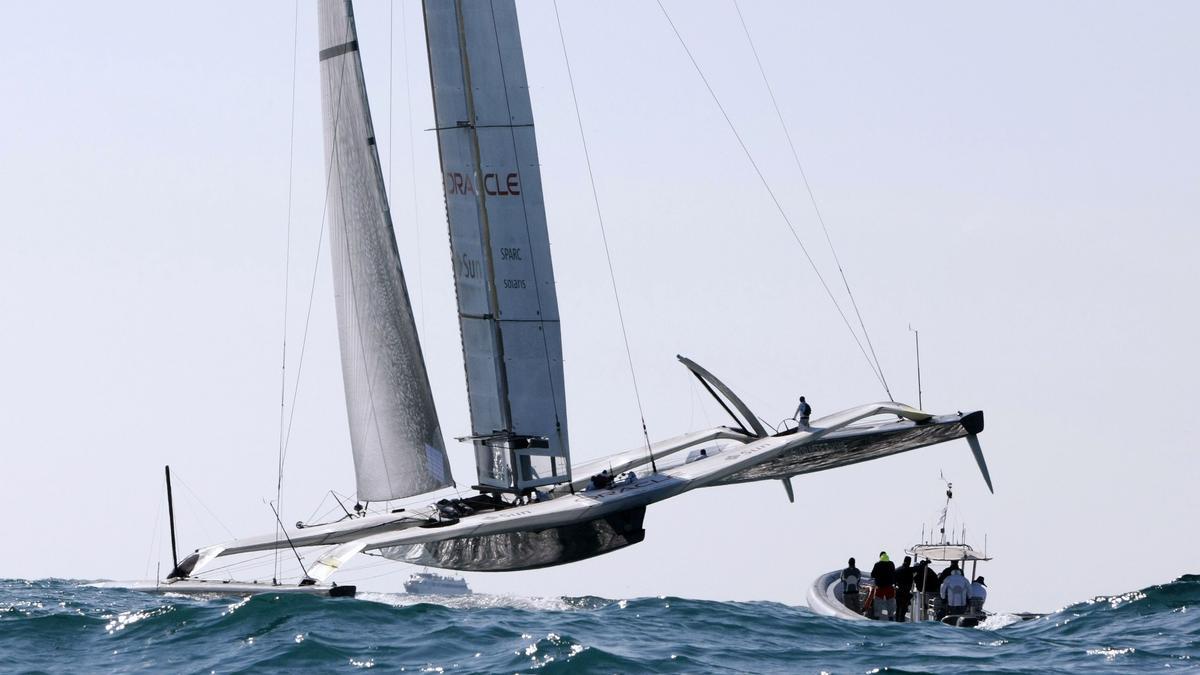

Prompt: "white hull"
[808,570,995,627]
[89,579,355,598]
[404,573,471,596]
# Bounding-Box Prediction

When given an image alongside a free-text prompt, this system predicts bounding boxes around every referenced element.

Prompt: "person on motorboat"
[894,555,914,622]
[870,551,897,620]
[937,560,961,586]
[911,559,939,621]
[969,576,988,613]
[840,557,862,613]
[940,568,970,617]
[913,559,933,593]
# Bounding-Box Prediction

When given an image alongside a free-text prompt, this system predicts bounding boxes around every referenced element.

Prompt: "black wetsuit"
[922,566,939,593]
[871,559,896,589]
[938,565,960,587]
[894,562,914,622]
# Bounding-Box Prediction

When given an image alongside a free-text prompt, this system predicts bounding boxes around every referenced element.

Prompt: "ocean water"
[1,575,1196,673]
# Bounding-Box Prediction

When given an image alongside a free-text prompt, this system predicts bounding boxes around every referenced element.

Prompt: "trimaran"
[147,0,991,597]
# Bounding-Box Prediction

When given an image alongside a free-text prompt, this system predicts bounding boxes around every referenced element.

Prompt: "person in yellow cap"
[870,551,897,619]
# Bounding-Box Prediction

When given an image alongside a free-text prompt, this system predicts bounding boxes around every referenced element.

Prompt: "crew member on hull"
[794,396,812,428]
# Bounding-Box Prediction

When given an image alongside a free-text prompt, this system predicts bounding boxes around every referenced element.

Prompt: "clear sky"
[1,1,1197,613]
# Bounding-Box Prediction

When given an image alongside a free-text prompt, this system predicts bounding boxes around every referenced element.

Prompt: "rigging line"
[143,488,165,580]
[191,552,275,576]
[732,1,892,400]
[302,490,334,525]
[338,567,407,584]
[302,489,357,526]
[553,0,657,470]
[191,552,279,579]
[655,1,890,395]
[275,0,301,586]
[279,11,357,472]
[270,500,307,577]
[171,470,236,538]
[389,0,394,198]
[401,0,426,335]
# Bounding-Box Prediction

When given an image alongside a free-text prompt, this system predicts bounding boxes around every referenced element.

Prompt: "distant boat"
[158,0,993,591]
[404,572,471,597]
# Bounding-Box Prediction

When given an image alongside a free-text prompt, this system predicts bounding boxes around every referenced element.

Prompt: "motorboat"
[808,480,1001,627]
[404,572,471,596]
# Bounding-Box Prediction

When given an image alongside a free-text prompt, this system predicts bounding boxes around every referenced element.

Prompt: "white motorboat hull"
[808,570,997,627]
[807,570,869,621]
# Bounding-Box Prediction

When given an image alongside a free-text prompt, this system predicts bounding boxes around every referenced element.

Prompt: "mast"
[423,0,571,494]
[165,465,178,571]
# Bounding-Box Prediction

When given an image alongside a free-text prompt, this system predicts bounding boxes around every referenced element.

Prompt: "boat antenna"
[164,465,179,571]
[938,475,953,544]
[909,324,923,409]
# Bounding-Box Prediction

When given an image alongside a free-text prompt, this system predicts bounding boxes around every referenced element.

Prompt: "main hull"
[378,506,647,572]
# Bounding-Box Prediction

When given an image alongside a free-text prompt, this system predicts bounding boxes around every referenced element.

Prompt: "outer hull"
[89,579,355,598]
[719,411,980,485]
[378,506,647,572]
